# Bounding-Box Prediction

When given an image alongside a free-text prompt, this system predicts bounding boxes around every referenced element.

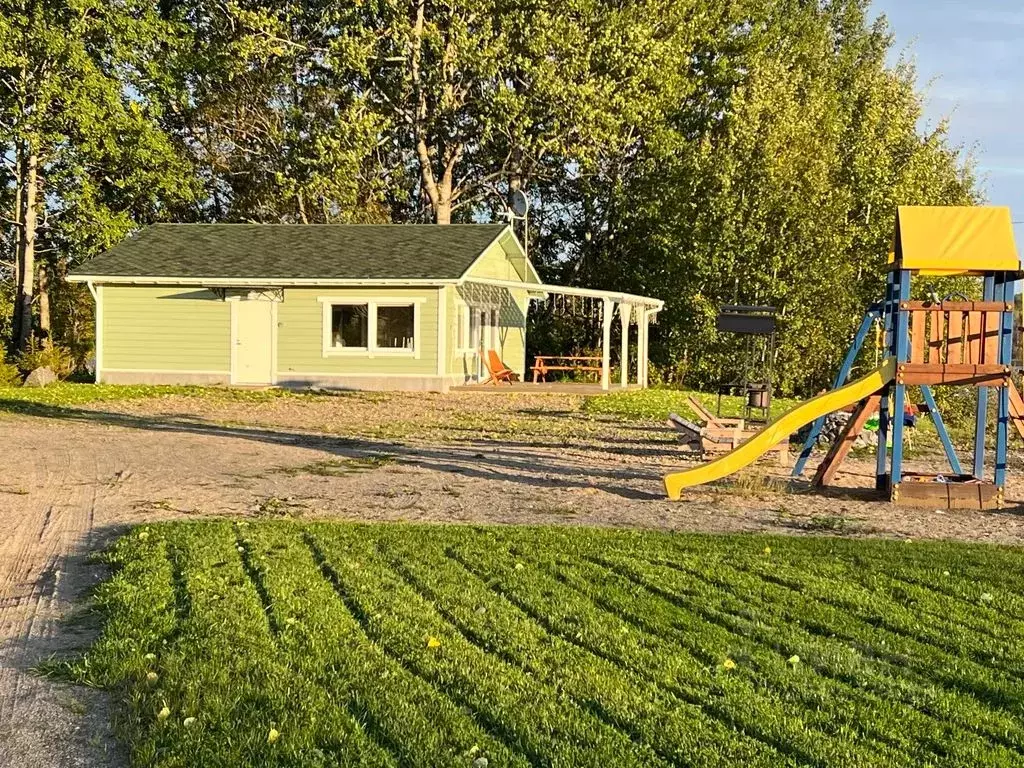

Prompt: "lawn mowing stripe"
[308,527,671,768]
[623,541,1024,707]
[785,557,1024,652]
[64,530,178,690]
[833,567,1024,647]
[443,534,922,768]
[477,528,1024,753]
[655,535,1024,623]
[169,524,393,768]
[236,523,531,768]
[879,569,1024,625]
[153,523,395,767]
[563,551,1023,764]
[590,552,1024,763]
[366,540,690,768]
[374,534,794,768]
[729,558,1024,678]
[719,558,1024,701]
[632,553,1024,751]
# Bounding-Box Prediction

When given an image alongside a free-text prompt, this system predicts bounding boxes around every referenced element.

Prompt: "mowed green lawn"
[70,522,1024,767]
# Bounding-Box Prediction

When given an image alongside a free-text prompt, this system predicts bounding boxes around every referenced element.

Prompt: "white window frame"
[319,296,424,359]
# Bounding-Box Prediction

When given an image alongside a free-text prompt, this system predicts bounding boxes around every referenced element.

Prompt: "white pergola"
[461,277,664,389]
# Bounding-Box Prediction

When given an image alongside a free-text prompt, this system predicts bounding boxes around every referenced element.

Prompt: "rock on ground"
[22,368,58,388]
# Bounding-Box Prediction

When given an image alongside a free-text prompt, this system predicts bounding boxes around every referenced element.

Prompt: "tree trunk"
[434,190,452,224]
[10,146,23,353]
[15,151,38,353]
[38,261,51,346]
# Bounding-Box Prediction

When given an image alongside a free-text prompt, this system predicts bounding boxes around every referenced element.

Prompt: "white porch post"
[601,298,614,390]
[638,308,650,388]
[619,303,631,388]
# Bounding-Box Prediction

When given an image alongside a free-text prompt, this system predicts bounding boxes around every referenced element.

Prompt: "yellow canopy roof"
[890,206,1020,275]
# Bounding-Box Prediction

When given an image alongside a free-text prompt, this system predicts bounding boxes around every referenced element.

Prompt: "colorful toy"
[664,206,1021,509]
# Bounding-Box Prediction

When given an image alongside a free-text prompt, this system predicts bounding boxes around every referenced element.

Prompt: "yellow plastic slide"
[664,358,896,500]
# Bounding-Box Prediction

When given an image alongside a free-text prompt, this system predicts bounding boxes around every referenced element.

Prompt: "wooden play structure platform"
[665,205,1022,509]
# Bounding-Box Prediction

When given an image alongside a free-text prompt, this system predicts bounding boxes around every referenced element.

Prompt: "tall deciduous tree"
[0,0,193,354]
[153,0,390,224]
[565,0,977,394]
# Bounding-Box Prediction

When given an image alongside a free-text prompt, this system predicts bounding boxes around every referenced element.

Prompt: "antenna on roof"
[505,188,530,276]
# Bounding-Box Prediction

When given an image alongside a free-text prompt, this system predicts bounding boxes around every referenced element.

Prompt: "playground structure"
[714,305,777,423]
[664,205,1022,509]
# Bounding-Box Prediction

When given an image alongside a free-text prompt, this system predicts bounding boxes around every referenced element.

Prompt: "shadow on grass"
[0,399,665,501]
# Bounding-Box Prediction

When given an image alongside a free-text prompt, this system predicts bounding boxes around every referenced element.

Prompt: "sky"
[871,1,1024,242]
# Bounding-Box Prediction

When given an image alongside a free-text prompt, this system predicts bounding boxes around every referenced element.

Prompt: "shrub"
[16,340,75,379]
[0,358,21,387]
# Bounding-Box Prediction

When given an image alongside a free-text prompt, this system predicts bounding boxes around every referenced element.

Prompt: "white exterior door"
[232,299,275,385]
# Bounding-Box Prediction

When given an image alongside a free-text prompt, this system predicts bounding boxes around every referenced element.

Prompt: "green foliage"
[1,0,984,395]
[0,382,316,411]
[584,387,800,421]
[0,357,20,386]
[16,341,75,378]
[547,0,979,396]
[70,521,1024,766]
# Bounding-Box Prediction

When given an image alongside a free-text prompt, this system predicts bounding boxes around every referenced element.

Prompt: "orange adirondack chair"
[483,350,520,385]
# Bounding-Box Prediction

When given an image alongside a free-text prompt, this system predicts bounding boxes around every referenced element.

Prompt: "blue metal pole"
[876,273,895,491]
[973,274,995,478]
[889,269,911,497]
[793,303,882,477]
[995,271,1014,494]
[920,385,963,476]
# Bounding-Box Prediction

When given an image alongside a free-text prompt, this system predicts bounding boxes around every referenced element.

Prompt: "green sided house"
[68,224,662,392]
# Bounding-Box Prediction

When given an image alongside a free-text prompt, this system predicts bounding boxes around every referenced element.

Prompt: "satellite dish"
[511,189,529,218]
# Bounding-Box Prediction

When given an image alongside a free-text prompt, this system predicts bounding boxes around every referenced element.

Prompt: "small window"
[376,304,415,350]
[332,304,368,348]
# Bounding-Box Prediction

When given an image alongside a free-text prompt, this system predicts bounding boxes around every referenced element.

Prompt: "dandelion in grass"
[722,658,737,670]
[138,531,149,541]
[157,706,171,721]
[267,727,281,744]
[763,546,771,556]
[146,671,158,682]
[787,655,800,667]
[426,636,441,649]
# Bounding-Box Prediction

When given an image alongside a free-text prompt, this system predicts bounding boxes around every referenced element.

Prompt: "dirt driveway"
[2,390,1024,766]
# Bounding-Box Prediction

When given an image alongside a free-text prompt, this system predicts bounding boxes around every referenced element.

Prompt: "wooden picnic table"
[531,355,603,383]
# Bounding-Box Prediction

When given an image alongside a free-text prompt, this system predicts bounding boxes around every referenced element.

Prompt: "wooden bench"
[531,355,603,383]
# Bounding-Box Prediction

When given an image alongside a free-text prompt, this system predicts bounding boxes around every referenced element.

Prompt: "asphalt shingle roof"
[70,223,510,281]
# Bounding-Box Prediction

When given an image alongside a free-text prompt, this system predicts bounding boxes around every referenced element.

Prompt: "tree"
[0,0,194,354]
[152,0,391,224]
[563,0,978,394]
[361,0,700,224]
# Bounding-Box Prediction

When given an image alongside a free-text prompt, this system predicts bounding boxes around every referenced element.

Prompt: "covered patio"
[456,277,664,391]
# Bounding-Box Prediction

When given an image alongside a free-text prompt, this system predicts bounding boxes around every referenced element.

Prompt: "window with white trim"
[320,297,421,357]
[376,304,415,350]
[331,304,369,349]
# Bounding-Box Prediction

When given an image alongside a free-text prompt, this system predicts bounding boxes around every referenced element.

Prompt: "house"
[69,223,662,392]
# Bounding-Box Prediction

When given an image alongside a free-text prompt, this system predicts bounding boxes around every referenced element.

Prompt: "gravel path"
[2,392,1023,766]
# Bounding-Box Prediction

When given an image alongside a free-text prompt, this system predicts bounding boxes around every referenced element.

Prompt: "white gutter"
[67,275,459,287]
[459,276,664,311]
